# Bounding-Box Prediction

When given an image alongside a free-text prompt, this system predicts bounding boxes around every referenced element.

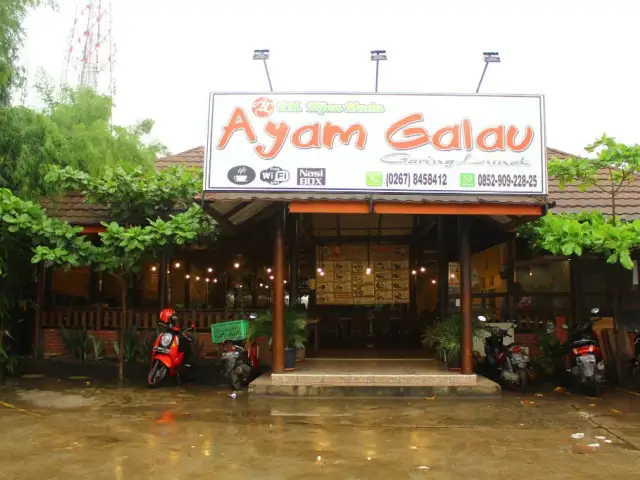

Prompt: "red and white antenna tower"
[63,0,116,96]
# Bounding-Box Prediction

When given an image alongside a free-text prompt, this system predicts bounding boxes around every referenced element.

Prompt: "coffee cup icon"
[234,174,248,183]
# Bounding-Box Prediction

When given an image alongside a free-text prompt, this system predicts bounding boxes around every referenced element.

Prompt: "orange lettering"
[432,125,461,150]
[385,113,430,150]
[322,122,367,150]
[506,126,534,153]
[477,126,505,152]
[291,123,321,149]
[462,118,472,151]
[255,122,289,160]
[217,107,256,149]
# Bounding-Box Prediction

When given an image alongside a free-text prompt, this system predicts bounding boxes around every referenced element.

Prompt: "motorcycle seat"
[572,338,598,346]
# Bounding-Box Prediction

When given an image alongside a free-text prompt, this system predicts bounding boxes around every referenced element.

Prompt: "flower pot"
[296,347,306,362]
[285,347,297,371]
[446,353,461,370]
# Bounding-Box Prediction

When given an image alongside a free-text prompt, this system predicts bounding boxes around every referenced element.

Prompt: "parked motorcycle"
[562,307,606,396]
[221,313,259,391]
[148,308,195,387]
[628,328,640,381]
[478,316,533,392]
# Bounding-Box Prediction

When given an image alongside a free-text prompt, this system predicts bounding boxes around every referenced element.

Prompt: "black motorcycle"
[221,340,254,390]
[562,308,606,396]
[629,328,640,381]
[478,316,533,392]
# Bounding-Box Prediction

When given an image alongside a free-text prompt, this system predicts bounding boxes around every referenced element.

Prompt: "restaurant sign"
[204,93,546,195]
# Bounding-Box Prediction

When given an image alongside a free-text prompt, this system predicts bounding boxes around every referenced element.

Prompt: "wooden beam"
[374,202,544,216]
[289,201,370,214]
[203,203,238,233]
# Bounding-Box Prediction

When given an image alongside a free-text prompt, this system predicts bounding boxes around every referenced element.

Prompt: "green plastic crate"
[210,319,250,343]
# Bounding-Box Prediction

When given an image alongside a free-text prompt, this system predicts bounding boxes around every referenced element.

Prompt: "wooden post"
[437,216,449,320]
[458,216,473,375]
[34,263,46,359]
[158,255,167,309]
[506,233,516,322]
[289,214,299,307]
[184,259,191,309]
[272,206,286,373]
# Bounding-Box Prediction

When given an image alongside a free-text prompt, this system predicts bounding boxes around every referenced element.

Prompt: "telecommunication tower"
[62,0,116,96]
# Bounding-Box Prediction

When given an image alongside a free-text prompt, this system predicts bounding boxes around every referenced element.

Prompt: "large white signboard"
[204,93,546,195]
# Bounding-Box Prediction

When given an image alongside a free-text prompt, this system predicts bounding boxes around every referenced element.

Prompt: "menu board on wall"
[315,244,410,305]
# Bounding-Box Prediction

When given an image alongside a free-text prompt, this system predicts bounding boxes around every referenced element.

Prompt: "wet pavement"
[1,377,640,479]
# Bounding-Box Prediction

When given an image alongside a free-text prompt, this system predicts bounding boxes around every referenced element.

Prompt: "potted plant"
[248,308,307,371]
[421,314,481,370]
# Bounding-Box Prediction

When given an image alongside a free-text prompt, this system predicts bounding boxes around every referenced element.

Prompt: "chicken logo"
[252,97,274,118]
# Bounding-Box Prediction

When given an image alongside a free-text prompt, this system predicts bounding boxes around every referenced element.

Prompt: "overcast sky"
[20,0,640,156]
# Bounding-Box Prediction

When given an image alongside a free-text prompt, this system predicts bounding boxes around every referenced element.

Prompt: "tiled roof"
[41,146,640,224]
[546,148,640,219]
[40,192,110,225]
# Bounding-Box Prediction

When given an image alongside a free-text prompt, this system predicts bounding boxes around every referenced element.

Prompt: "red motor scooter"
[148,308,195,387]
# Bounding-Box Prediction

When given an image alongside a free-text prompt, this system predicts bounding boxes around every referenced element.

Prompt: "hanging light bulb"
[174,262,181,268]
[234,262,240,269]
[206,278,210,282]
[259,283,264,287]
[207,267,213,273]
[196,276,201,281]
[213,278,218,283]
[151,266,157,272]
[420,267,426,273]
[284,280,287,284]
[320,271,325,276]
[185,274,190,279]
[431,279,436,284]
[365,267,372,275]
[317,267,322,273]
[267,268,272,273]
[269,275,274,280]
[411,270,417,275]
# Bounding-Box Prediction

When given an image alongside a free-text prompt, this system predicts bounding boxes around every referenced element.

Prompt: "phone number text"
[477,174,539,189]
[386,173,448,188]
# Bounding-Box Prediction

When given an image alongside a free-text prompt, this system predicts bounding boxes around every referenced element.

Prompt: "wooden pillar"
[289,214,299,307]
[569,257,582,326]
[437,216,449,320]
[458,216,473,375]
[272,206,286,373]
[158,255,167,309]
[506,233,516,322]
[184,259,191,309]
[34,263,46,359]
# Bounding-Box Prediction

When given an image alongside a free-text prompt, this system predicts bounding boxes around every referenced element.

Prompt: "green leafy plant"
[113,324,139,363]
[137,329,160,363]
[89,334,105,362]
[534,332,568,379]
[59,328,92,361]
[248,309,308,349]
[421,315,483,364]
[0,344,18,376]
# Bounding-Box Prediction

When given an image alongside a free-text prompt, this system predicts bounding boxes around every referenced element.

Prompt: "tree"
[520,135,640,269]
[0,186,96,377]
[1,78,167,199]
[33,165,217,381]
[0,0,52,105]
[519,134,640,381]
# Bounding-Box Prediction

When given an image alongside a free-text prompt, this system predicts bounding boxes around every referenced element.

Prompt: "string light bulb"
[213,278,218,283]
[207,267,213,273]
[412,270,417,275]
[233,262,240,269]
[151,266,157,272]
[185,274,190,279]
[365,267,372,275]
[431,279,436,284]
[196,276,200,281]
[420,267,426,273]
[267,268,272,273]
[174,262,181,268]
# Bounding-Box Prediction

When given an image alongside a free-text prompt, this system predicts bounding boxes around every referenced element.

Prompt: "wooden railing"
[42,307,263,330]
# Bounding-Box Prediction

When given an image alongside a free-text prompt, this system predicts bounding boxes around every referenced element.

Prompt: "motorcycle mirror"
[591,307,600,315]
[249,313,258,319]
[562,324,569,330]
[477,316,487,322]
[191,324,196,330]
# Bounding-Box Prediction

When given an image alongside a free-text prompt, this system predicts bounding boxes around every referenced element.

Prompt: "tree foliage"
[0,0,51,105]
[1,79,168,198]
[519,135,640,269]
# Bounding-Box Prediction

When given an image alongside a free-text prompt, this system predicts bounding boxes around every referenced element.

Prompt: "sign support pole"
[458,216,473,374]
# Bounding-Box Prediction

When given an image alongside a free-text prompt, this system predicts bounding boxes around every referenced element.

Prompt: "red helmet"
[159,308,177,324]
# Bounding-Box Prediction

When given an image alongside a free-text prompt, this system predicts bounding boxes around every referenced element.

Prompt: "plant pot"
[446,353,461,370]
[285,348,297,371]
[296,347,306,362]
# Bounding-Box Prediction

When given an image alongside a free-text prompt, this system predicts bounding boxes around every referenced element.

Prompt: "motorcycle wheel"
[148,360,167,387]
[586,376,601,397]
[518,369,528,394]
